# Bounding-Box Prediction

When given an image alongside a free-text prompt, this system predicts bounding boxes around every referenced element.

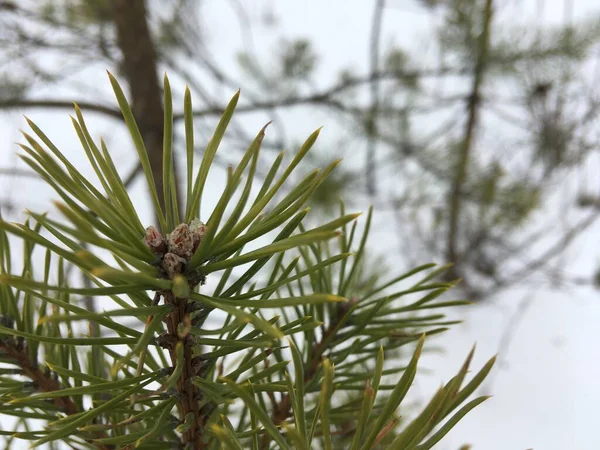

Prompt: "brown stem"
[0,339,78,415]
[264,300,359,448]
[0,336,113,450]
[162,291,207,449]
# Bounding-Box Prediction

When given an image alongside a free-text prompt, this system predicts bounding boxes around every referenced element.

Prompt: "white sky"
[1,1,600,449]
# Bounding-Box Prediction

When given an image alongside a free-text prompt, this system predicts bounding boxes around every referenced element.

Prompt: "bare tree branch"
[498,210,600,287]
[0,168,39,179]
[0,99,122,119]
[169,68,466,121]
[122,161,143,189]
[446,0,494,277]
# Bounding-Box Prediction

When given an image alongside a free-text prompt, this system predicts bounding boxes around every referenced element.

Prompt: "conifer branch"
[0,331,78,415]
[270,303,348,435]
[0,322,114,450]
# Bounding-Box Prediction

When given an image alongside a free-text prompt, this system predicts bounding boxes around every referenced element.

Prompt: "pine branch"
[0,322,114,450]
[269,305,348,435]
[0,69,496,449]
[142,224,212,449]
[0,333,77,415]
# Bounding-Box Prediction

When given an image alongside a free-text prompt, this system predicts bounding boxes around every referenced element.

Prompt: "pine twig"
[0,335,78,415]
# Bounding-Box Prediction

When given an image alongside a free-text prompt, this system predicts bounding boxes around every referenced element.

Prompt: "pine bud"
[167,224,194,259]
[189,218,207,252]
[143,226,168,255]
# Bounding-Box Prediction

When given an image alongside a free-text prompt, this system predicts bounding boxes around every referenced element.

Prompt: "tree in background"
[1,0,598,301]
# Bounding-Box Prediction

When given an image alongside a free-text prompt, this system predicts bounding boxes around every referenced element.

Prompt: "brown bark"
[162,291,206,448]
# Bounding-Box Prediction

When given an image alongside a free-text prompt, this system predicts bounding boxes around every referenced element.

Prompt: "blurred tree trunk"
[114,0,180,217]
